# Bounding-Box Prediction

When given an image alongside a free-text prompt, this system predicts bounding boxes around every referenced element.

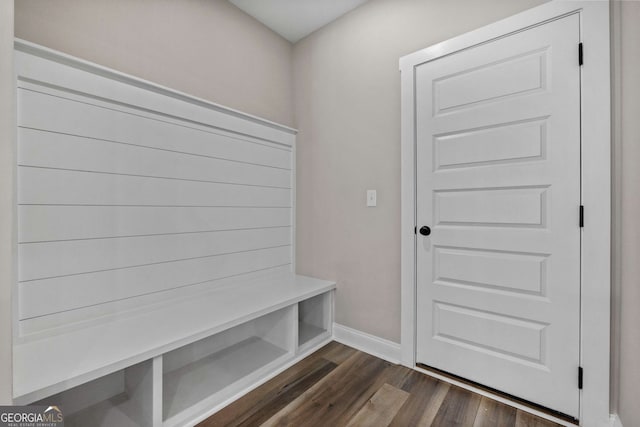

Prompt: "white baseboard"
[611,414,624,427]
[332,323,401,364]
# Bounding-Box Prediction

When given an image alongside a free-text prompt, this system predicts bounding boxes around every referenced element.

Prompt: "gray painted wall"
[293,0,547,343]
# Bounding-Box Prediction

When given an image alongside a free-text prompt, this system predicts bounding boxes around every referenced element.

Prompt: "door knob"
[419,226,431,236]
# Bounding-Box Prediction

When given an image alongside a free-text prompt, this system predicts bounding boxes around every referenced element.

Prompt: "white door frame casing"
[399,2,610,426]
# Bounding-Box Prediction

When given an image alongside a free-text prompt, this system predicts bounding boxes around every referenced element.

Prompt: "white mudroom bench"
[11,40,335,427]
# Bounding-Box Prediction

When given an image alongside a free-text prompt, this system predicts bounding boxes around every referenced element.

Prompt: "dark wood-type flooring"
[199,341,562,427]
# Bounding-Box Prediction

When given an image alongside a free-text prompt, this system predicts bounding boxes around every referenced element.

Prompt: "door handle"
[419,226,431,236]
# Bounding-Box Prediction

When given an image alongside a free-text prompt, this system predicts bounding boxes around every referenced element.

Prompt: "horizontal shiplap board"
[16,50,296,146]
[19,205,292,243]
[18,88,291,169]
[19,227,291,282]
[19,128,290,188]
[19,167,291,207]
[19,265,293,337]
[19,245,292,320]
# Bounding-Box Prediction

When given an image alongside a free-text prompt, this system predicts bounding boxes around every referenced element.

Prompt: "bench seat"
[14,272,336,404]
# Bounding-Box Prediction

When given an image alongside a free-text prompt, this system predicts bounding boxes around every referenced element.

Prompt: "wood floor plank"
[261,352,391,426]
[430,386,483,427]
[320,341,357,365]
[266,352,409,426]
[388,371,442,427]
[515,410,562,427]
[328,362,411,426]
[236,360,336,426]
[345,383,409,427]
[416,381,451,426]
[197,350,336,427]
[199,342,568,427]
[472,397,517,427]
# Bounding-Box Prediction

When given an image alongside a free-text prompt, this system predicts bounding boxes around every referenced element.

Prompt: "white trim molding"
[610,414,624,427]
[14,39,297,140]
[332,324,401,365]
[399,1,611,426]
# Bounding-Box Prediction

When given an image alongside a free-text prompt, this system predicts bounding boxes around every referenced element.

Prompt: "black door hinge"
[579,205,584,228]
[578,366,584,389]
[414,226,417,235]
[579,43,584,66]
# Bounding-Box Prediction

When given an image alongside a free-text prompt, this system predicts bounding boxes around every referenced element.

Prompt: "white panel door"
[415,15,581,417]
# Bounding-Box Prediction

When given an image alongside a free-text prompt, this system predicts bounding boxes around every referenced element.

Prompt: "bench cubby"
[298,292,332,352]
[34,360,156,427]
[162,307,294,426]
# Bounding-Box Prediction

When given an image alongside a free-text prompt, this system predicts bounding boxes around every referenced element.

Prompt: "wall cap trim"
[14,39,298,136]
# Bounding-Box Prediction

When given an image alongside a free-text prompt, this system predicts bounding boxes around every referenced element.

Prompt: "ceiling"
[228,0,371,43]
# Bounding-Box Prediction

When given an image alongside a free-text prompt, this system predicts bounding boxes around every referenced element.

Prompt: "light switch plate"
[367,190,377,207]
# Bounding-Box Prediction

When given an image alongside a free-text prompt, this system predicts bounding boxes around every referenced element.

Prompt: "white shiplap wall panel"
[18,88,292,169]
[18,206,292,243]
[18,265,294,338]
[20,240,292,320]
[19,128,291,189]
[19,167,291,207]
[15,43,296,335]
[19,227,291,282]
